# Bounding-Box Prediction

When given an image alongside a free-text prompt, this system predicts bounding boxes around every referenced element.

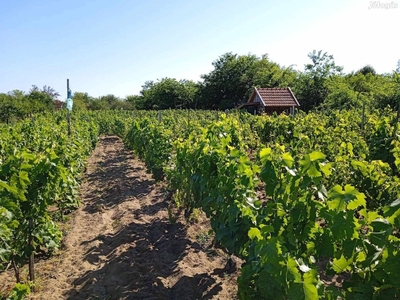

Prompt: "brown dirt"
[0,136,241,300]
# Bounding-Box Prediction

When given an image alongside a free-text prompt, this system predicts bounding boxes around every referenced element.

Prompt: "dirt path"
[1,136,240,300]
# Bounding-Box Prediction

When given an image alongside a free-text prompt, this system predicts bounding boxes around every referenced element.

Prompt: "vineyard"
[0,109,399,299]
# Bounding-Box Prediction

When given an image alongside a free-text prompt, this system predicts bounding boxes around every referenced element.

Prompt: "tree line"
[0,85,61,123]
[1,50,400,121]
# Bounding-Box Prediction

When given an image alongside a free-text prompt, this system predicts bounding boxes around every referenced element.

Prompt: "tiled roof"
[251,87,300,107]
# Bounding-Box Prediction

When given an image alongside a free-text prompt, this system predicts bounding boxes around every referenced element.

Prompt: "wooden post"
[12,259,20,283]
[28,218,35,289]
[67,79,71,136]
[158,110,162,122]
[67,112,71,136]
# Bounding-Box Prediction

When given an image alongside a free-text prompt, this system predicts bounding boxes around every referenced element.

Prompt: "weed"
[195,229,213,247]
[167,204,177,224]
[188,208,201,223]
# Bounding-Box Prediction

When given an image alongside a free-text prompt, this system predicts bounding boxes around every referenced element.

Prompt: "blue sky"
[1,0,399,99]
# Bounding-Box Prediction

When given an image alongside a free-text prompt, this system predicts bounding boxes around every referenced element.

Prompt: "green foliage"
[198,52,296,109]
[356,65,377,76]
[167,115,258,253]
[125,117,172,180]
[4,51,400,116]
[71,92,91,111]
[3,51,400,118]
[26,91,54,113]
[322,75,359,110]
[120,108,399,299]
[294,50,343,111]
[320,71,398,111]
[198,52,257,109]
[0,111,106,290]
[6,283,30,300]
[0,86,60,124]
[139,78,198,109]
[125,95,146,110]
[1,108,399,299]
[251,54,297,88]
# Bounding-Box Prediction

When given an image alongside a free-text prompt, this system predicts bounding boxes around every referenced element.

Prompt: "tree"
[396,59,400,73]
[139,81,156,109]
[99,94,121,109]
[26,90,54,113]
[375,72,400,109]
[322,75,358,110]
[7,90,28,118]
[8,90,25,99]
[72,92,92,111]
[83,94,135,111]
[197,53,296,110]
[251,55,297,88]
[0,90,35,121]
[198,53,259,109]
[26,85,60,113]
[321,70,397,110]
[29,85,60,100]
[356,65,376,76]
[29,85,39,92]
[125,95,145,110]
[295,50,343,111]
[140,78,198,109]
[86,97,110,110]
[350,72,394,107]
[42,85,60,99]
[179,79,198,109]
[0,93,18,123]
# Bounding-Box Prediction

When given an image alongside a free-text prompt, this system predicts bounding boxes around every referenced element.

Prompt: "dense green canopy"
[1,51,400,121]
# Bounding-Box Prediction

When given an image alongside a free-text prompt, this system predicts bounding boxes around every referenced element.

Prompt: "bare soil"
[0,136,241,300]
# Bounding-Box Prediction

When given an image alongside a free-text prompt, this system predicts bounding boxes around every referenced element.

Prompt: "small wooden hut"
[238,87,300,115]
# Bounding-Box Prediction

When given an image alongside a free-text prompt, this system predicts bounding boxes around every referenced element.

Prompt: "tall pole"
[67,79,71,136]
[28,217,35,291]
[28,218,35,286]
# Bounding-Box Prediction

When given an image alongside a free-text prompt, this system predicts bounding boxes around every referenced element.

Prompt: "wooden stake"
[67,111,71,136]
[28,218,35,289]
[67,79,71,136]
